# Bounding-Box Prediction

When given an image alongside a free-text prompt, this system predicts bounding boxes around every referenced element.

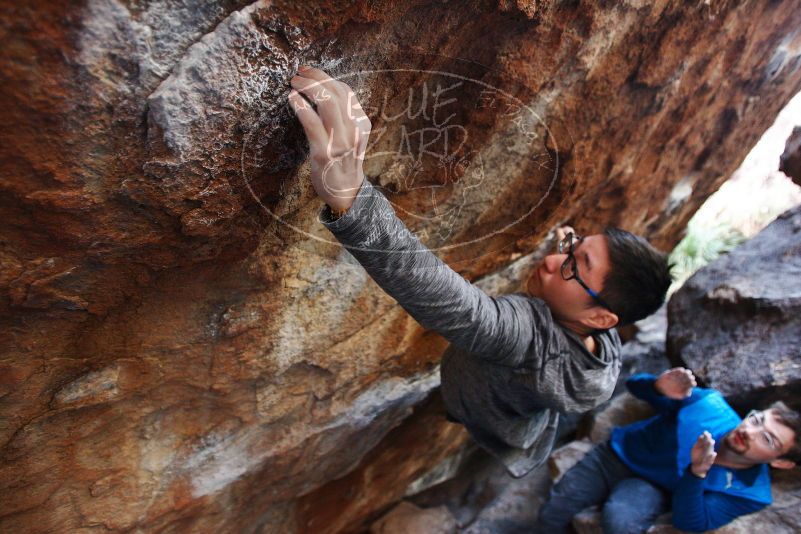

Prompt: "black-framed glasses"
[558,232,613,311]
[744,410,781,451]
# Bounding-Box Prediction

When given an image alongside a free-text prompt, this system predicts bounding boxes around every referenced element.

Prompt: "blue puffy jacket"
[610,374,771,532]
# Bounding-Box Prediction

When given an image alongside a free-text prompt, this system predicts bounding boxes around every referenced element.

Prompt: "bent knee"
[602,499,659,534]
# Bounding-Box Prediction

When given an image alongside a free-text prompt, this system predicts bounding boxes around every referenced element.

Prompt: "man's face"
[526,233,615,329]
[723,409,797,466]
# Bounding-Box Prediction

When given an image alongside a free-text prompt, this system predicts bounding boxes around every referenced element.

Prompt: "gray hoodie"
[320,179,622,477]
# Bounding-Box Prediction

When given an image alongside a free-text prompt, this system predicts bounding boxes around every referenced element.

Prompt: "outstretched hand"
[690,431,717,478]
[288,66,372,211]
[654,367,697,400]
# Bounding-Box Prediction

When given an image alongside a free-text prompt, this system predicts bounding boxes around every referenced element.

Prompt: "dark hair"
[599,227,672,326]
[769,401,801,464]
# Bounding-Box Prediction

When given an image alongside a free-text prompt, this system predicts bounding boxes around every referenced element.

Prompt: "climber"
[287,66,672,477]
[535,367,801,533]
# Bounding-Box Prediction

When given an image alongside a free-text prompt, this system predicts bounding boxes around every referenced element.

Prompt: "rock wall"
[3,1,801,532]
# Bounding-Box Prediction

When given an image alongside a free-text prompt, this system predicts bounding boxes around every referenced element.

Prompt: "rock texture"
[368,502,457,534]
[667,204,801,408]
[548,439,595,484]
[781,126,801,186]
[295,392,470,534]
[407,442,552,534]
[3,1,801,532]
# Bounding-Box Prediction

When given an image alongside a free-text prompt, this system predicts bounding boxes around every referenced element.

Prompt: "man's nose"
[543,254,565,274]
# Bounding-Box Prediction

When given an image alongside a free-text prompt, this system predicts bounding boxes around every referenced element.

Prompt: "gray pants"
[535,441,669,534]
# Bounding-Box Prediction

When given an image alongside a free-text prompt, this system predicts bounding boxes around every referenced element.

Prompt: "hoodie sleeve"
[320,178,538,366]
[671,467,767,532]
[626,373,709,414]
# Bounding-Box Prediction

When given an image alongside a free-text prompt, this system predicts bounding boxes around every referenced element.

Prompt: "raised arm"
[671,466,765,532]
[288,66,538,364]
[320,177,536,364]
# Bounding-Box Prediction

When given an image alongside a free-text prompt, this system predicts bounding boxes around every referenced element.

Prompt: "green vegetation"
[668,221,746,294]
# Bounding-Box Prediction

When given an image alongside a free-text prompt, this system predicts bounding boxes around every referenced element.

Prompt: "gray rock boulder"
[369,501,458,534]
[667,205,801,408]
[780,126,801,187]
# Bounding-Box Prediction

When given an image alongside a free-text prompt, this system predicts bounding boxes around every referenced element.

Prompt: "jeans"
[535,441,669,534]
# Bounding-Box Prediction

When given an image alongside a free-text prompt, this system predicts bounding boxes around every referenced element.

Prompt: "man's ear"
[770,458,796,470]
[582,309,619,331]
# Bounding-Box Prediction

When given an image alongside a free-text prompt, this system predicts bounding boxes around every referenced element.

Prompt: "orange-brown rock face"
[2,1,801,532]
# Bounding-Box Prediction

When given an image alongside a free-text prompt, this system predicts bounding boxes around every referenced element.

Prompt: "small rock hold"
[369,501,457,534]
[53,364,121,409]
[705,284,741,304]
